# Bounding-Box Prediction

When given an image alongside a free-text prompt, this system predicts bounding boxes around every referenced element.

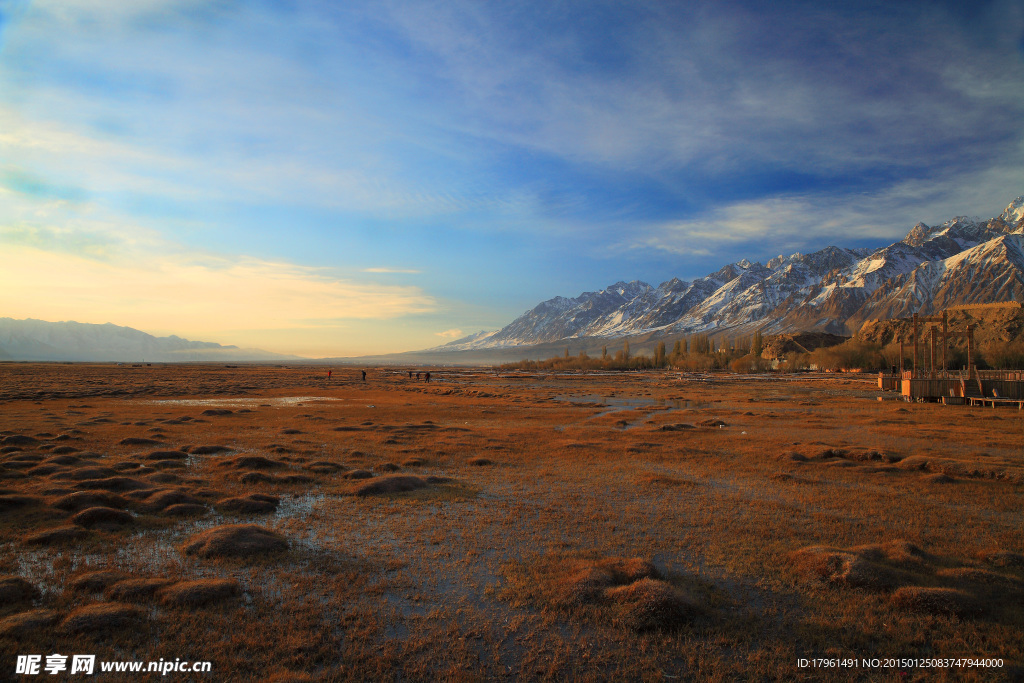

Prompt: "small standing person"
[327,369,332,380]
[361,370,367,382]
[425,371,431,383]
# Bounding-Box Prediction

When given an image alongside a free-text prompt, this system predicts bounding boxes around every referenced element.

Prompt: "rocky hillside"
[857,302,1024,349]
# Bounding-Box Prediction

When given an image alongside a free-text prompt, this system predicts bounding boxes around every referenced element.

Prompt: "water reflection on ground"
[144,396,343,408]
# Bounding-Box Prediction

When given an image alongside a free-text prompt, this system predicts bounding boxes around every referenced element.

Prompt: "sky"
[1,0,1024,357]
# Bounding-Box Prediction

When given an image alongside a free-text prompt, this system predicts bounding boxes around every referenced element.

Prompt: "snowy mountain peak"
[1001,196,1024,226]
[903,222,932,247]
[449,193,1024,351]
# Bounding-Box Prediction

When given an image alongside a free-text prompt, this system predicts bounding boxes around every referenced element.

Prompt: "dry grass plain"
[0,363,1022,681]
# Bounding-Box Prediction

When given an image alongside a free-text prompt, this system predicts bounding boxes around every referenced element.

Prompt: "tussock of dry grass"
[59,602,146,634]
[215,494,279,514]
[787,546,905,590]
[606,577,703,632]
[106,577,174,602]
[352,474,427,497]
[141,489,203,511]
[143,450,188,460]
[72,476,152,492]
[181,523,288,559]
[0,575,39,604]
[71,506,134,529]
[23,525,90,545]
[221,455,286,470]
[890,586,976,616]
[52,491,129,511]
[0,608,58,637]
[0,494,43,511]
[503,554,700,632]
[977,549,1024,568]
[70,570,127,593]
[160,578,240,606]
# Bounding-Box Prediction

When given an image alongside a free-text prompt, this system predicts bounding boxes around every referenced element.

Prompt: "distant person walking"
[425,371,431,382]
[361,370,367,382]
[416,372,421,380]
[327,369,332,380]
[408,370,413,379]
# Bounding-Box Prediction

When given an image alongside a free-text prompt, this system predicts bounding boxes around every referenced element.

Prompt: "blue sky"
[1,0,1023,356]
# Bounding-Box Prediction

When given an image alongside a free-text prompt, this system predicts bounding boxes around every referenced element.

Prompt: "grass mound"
[163,503,207,516]
[59,602,145,634]
[70,571,127,593]
[0,575,39,605]
[160,578,240,606]
[71,506,134,530]
[52,491,129,511]
[72,476,152,492]
[468,457,493,466]
[239,471,275,483]
[342,469,374,480]
[0,494,44,511]
[504,554,699,632]
[141,489,203,511]
[977,550,1024,568]
[143,450,189,460]
[23,526,90,546]
[106,578,174,602]
[890,586,976,616]
[0,609,58,637]
[376,462,401,472]
[352,474,427,497]
[190,445,232,455]
[221,455,285,470]
[181,524,288,559]
[305,461,345,473]
[787,546,904,590]
[606,577,703,632]
[215,494,279,514]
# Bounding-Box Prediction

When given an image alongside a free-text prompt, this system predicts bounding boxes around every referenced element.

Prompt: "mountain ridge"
[0,318,301,362]
[438,195,1024,351]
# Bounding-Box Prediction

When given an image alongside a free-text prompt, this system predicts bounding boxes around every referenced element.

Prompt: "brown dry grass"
[0,362,1021,680]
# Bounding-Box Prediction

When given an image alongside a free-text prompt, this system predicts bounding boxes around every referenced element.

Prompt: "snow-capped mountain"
[443,196,1024,350]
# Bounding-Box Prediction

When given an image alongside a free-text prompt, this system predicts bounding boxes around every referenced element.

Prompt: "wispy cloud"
[434,328,464,339]
[627,154,1024,264]
[362,267,422,274]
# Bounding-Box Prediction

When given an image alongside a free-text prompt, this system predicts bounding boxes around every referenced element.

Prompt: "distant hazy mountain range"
[437,195,1024,351]
[0,319,298,362]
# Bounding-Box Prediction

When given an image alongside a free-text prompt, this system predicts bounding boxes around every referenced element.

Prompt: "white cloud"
[362,267,422,274]
[628,155,1024,259]
[434,328,464,339]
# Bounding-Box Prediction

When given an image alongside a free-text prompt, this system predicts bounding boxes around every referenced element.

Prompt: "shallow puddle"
[143,396,344,408]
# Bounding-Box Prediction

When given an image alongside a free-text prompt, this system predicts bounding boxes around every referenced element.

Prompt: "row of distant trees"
[500,333,1024,372]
